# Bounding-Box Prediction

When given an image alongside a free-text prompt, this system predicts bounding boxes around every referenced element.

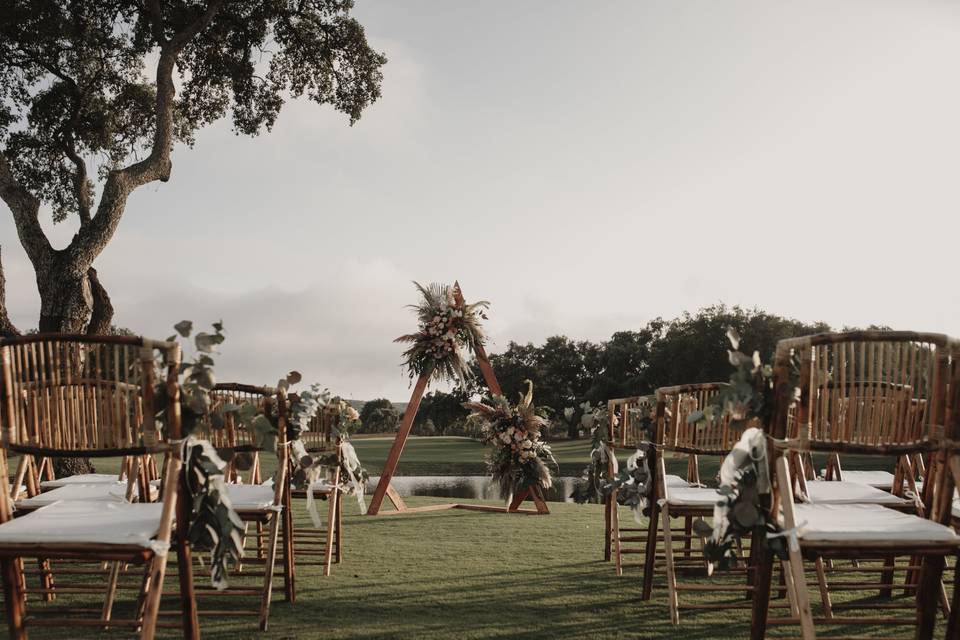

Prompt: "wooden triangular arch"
[366,283,550,516]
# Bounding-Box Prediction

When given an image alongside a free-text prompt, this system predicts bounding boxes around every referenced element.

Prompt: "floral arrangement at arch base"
[395,282,489,386]
[465,380,558,502]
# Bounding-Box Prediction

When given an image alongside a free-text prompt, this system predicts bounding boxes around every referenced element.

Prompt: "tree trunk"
[0,246,20,337]
[34,255,114,334]
[37,255,95,333]
[52,457,96,478]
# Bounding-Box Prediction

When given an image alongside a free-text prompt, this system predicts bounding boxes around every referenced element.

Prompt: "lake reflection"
[366,476,579,503]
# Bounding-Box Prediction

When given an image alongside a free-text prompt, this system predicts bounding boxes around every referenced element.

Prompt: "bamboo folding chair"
[289,405,343,577]
[175,382,293,630]
[751,330,960,640]
[0,334,198,640]
[640,382,761,624]
[604,395,693,576]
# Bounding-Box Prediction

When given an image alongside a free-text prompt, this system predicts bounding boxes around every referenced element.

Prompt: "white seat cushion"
[793,503,959,543]
[665,486,720,506]
[821,469,896,489]
[17,483,129,509]
[804,480,910,505]
[0,501,165,548]
[309,480,335,492]
[664,474,690,488]
[40,473,121,489]
[226,483,277,510]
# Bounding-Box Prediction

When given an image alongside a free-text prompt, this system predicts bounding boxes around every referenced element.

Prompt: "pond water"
[365,475,581,503]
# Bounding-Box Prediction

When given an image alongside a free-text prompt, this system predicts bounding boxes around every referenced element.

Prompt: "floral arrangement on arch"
[395,282,489,386]
[465,380,558,501]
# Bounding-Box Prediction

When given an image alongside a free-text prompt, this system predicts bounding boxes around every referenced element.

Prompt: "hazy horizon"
[3,0,959,401]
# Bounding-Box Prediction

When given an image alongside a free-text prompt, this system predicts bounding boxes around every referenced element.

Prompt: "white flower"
[563,407,575,421]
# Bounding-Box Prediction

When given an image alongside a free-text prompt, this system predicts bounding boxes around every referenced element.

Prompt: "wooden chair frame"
[750,330,960,640]
[640,382,760,624]
[289,406,343,576]
[179,382,293,630]
[604,395,665,576]
[0,333,198,640]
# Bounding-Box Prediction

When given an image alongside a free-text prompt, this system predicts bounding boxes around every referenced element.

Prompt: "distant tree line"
[360,304,872,439]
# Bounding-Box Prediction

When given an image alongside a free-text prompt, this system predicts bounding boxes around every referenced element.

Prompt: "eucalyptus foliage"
[151,320,246,590]
[395,282,489,387]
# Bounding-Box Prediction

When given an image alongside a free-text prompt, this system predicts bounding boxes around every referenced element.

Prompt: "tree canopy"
[0,0,386,333]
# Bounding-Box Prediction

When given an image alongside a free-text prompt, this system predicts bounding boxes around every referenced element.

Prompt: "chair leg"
[782,558,802,616]
[335,490,343,564]
[1,557,27,640]
[750,533,774,640]
[38,557,55,602]
[259,515,282,631]
[603,493,613,562]
[785,546,816,640]
[323,487,338,577]
[101,561,122,627]
[661,505,679,625]
[814,556,833,619]
[641,503,659,600]
[916,555,945,640]
[879,554,895,599]
[945,555,960,639]
[612,494,623,576]
[138,553,170,640]
[283,479,296,602]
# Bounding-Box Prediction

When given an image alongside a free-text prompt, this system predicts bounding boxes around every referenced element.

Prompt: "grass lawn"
[350,435,595,476]
[13,496,941,639]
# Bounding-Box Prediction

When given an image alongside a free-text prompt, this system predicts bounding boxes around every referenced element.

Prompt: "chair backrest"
[300,404,336,453]
[606,395,656,448]
[655,382,738,455]
[1,334,181,456]
[206,383,291,496]
[207,383,276,451]
[771,331,960,454]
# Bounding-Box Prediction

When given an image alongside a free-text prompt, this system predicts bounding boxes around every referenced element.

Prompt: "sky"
[3,1,960,401]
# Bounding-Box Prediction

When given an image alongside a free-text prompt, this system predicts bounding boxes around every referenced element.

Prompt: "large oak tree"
[0,0,386,335]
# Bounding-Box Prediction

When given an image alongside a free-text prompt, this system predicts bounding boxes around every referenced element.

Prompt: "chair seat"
[829,470,896,489]
[309,480,335,493]
[804,480,910,505]
[793,503,959,544]
[40,473,121,489]
[0,500,165,548]
[17,483,129,509]
[665,486,720,506]
[664,474,690,488]
[226,483,278,510]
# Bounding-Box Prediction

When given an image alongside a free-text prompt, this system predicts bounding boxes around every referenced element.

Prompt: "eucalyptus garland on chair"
[687,328,799,569]
[151,320,247,590]
[464,380,558,501]
[395,282,489,386]
[570,401,658,522]
[288,394,370,523]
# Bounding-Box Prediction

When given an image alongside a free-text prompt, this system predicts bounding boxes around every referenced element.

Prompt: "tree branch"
[0,152,53,269]
[64,143,93,226]
[0,246,22,337]
[85,266,113,335]
[69,0,225,264]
